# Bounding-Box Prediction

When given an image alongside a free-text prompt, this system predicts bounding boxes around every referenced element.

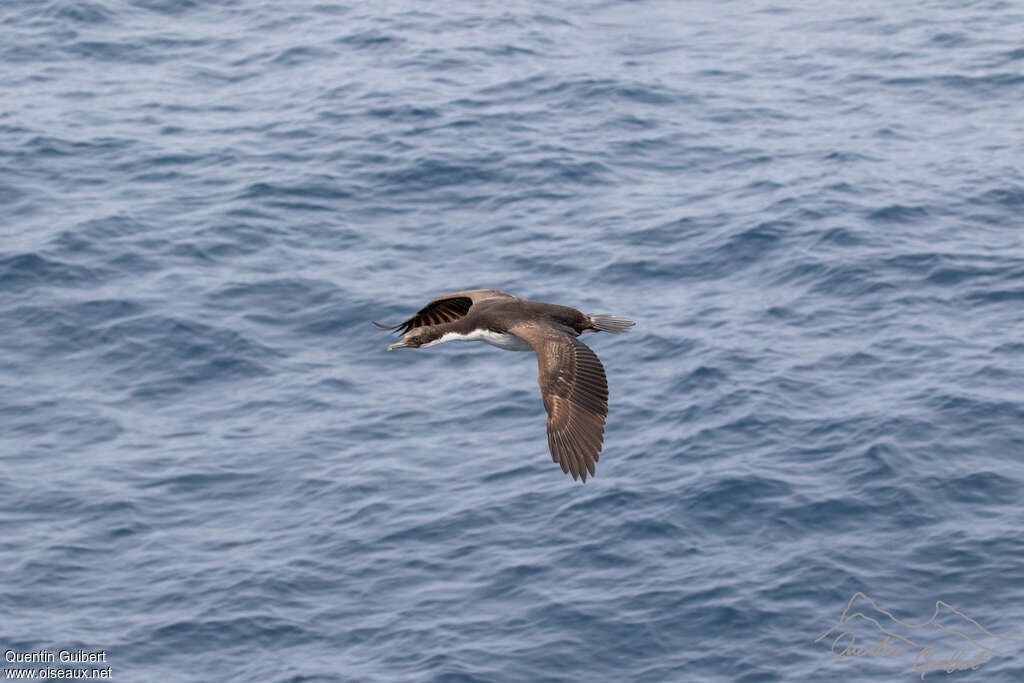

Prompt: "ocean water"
[2,0,1024,681]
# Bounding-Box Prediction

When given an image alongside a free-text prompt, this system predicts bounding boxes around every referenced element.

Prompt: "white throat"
[422,329,532,351]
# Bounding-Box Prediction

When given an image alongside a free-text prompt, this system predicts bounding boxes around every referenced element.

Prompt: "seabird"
[374,290,635,482]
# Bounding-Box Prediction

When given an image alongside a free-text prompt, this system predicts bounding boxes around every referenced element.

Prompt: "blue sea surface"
[2,1,1024,681]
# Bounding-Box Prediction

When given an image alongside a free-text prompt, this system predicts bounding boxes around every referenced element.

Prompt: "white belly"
[474,329,533,351]
[425,329,533,351]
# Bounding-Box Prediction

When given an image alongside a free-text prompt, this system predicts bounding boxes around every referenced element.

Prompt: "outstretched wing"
[373,290,515,335]
[509,323,609,482]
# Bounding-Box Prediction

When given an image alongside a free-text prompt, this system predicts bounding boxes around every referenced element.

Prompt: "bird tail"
[587,314,636,334]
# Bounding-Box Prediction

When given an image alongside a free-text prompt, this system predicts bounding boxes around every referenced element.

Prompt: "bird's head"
[387,326,437,351]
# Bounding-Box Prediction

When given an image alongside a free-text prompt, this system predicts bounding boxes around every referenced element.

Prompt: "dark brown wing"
[373,290,515,335]
[510,323,609,482]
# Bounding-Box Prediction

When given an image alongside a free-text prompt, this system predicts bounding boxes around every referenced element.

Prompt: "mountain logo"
[814,592,1019,678]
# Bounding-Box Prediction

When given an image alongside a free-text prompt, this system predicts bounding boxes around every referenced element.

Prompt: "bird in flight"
[374,290,635,482]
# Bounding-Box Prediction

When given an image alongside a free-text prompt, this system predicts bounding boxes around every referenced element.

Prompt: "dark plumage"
[374,290,635,482]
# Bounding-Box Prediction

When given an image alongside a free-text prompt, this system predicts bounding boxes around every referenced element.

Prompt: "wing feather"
[373,289,515,334]
[509,323,609,482]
